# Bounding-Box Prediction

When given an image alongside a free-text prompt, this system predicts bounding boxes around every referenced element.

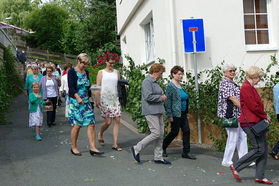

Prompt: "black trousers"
[47,97,57,124]
[163,111,190,153]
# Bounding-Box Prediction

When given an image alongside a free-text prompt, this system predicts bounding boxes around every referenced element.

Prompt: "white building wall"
[117,0,176,72]
[117,0,279,76]
[174,0,279,72]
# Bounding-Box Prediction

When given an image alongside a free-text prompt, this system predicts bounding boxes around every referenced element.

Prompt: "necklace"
[172,80,181,88]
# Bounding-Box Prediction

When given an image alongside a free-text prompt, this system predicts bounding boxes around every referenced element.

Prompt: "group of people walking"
[23,53,278,184]
[218,64,279,185]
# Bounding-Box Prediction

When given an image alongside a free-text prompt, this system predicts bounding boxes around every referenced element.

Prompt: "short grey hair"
[222,64,236,73]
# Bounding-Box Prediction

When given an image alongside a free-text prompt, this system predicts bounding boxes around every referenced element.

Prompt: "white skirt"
[29,105,43,127]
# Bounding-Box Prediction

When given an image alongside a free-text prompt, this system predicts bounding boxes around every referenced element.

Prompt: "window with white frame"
[144,19,155,63]
[243,0,269,45]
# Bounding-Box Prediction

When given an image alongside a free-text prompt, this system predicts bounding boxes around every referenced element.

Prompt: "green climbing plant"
[0,46,23,124]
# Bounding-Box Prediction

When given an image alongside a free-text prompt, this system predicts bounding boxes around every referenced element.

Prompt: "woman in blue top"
[163,66,196,160]
[24,64,43,96]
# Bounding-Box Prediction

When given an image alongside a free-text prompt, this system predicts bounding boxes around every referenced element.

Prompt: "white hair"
[222,64,236,73]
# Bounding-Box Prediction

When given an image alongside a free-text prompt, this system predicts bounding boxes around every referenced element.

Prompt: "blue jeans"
[272,141,279,154]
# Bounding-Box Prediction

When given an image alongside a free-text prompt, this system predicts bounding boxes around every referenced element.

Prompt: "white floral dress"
[29,105,43,127]
[100,69,121,118]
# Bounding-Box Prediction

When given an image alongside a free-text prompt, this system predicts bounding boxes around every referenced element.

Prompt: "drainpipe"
[169,0,177,66]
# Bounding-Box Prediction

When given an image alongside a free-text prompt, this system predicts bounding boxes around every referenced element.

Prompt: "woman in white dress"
[95,53,122,151]
[59,63,72,118]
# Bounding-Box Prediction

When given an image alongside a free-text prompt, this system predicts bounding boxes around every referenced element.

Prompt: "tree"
[24,3,69,52]
[0,0,39,28]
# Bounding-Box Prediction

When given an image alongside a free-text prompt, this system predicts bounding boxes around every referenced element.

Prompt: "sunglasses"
[107,62,115,65]
[228,69,236,73]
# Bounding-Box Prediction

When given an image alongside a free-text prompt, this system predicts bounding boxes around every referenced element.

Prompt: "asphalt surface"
[0,94,279,186]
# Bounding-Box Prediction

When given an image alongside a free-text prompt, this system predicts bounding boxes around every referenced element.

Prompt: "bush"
[121,55,279,150]
[0,46,23,124]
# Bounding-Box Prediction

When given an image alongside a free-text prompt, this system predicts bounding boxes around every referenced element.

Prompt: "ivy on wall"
[118,55,279,151]
[0,46,23,124]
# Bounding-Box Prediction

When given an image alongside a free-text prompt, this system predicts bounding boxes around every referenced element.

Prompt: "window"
[243,0,269,45]
[144,19,155,63]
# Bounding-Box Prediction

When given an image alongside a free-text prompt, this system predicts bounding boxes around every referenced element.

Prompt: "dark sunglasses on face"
[107,62,115,65]
[229,69,236,73]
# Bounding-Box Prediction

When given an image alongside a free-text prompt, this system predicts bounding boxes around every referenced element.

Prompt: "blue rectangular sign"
[182,19,205,53]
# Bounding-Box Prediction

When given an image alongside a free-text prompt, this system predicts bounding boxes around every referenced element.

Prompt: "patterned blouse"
[217,78,240,118]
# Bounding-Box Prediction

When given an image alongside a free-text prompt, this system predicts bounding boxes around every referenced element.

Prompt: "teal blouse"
[29,92,45,113]
[180,88,188,111]
[24,73,43,94]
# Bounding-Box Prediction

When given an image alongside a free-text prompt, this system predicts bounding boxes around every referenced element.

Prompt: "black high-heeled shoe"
[71,149,82,156]
[89,150,104,156]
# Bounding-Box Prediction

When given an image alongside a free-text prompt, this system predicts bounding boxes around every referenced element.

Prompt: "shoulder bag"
[241,109,269,136]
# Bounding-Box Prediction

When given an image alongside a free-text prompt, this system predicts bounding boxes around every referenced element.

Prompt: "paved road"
[1,94,279,186]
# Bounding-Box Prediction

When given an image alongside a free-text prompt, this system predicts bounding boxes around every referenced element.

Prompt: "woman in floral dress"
[96,53,122,151]
[68,53,103,156]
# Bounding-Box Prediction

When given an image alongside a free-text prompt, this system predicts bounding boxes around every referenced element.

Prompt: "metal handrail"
[0,27,17,56]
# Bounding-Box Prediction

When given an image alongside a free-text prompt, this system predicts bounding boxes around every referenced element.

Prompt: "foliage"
[91,42,121,65]
[121,55,279,150]
[87,50,121,85]
[260,55,279,149]
[121,56,149,133]
[0,0,39,28]
[0,46,23,124]
[24,3,69,52]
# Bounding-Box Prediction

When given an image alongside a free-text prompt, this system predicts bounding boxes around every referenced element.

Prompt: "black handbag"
[241,110,269,136]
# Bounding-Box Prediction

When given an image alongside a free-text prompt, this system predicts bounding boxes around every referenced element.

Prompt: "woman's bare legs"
[112,117,122,150]
[71,124,81,153]
[88,124,100,152]
[98,117,112,145]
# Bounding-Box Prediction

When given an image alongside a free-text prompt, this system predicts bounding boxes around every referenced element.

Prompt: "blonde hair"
[77,53,90,64]
[31,64,38,69]
[31,82,40,89]
[149,63,166,74]
[246,66,264,79]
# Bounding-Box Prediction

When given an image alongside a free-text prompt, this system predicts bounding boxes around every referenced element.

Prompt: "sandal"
[98,132,105,146]
[98,139,105,146]
[112,146,122,151]
[269,151,279,160]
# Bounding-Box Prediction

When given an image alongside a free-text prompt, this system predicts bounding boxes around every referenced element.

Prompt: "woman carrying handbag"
[217,64,248,167]
[230,66,273,185]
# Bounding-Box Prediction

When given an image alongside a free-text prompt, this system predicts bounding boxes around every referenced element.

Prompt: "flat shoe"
[35,135,42,141]
[255,178,273,185]
[230,165,241,182]
[89,150,104,156]
[269,151,279,160]
[71,149,82,156]
[182,153,196,160]
[154,159,171,165]
[112,146,122,151]
[131,146,140,163]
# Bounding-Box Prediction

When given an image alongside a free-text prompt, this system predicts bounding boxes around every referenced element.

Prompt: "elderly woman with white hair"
[230,66,272,184]
[218,64,249,167]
